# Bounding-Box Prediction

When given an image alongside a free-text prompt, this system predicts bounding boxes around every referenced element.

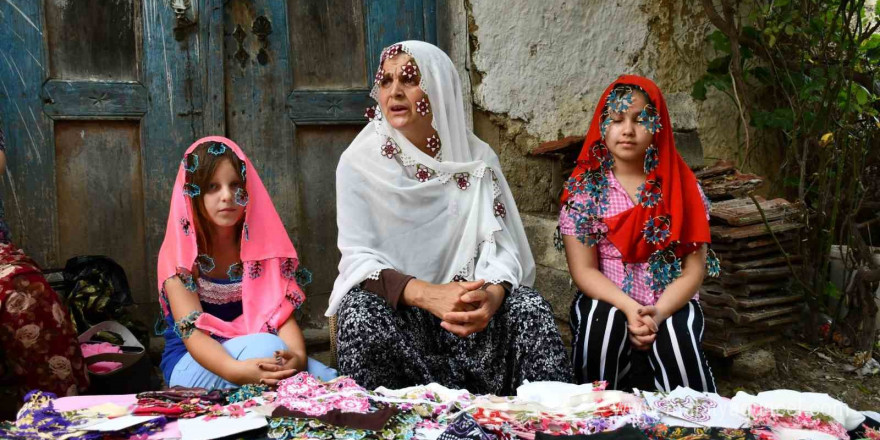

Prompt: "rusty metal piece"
[252,16,272,65]
[170,0,197,41]
[233,25,249,68]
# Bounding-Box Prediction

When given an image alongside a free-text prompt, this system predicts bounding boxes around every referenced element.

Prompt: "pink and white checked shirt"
[558,170,709,306]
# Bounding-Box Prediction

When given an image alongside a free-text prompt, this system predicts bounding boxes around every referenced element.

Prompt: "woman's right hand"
[229,357,297,386]
[403,279,483,320]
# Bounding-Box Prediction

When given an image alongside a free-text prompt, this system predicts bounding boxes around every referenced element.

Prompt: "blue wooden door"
[0,0,436,326]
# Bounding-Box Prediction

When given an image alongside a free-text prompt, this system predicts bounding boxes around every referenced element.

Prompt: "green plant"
[695,0,880,351]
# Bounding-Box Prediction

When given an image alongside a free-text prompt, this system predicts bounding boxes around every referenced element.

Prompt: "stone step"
[304,325,332,350]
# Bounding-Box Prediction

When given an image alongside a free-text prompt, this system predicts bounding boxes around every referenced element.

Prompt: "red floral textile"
[0,242,89,397]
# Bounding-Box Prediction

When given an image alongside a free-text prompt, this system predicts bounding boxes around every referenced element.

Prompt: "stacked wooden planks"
[696,163,806,357]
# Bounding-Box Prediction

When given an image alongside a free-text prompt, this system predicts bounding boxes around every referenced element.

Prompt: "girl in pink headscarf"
[158,136,335,388]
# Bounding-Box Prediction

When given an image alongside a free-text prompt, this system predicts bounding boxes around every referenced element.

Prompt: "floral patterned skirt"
[0,242,89,397]
[336,285,572,395]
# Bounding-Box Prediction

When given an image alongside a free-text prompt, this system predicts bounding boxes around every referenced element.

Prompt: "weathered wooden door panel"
[0,0,212,307]
[55,121,146,296]
[0,0,58,268]
[45,0,141,81]
[43,0,150,303]
[288,0,368,90]
[292,125,360,324]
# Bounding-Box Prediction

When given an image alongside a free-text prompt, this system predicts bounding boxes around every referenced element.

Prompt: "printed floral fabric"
[0,242,89,398]
[746,404,849,440]
[268,405,422,440]
[268,373,428,440]
[336,286,572,395]
[132,397,211,419]
[275,372,371,416]
[226,384,270,404]
[858,423,880,440]
[439,412,495,440]
[469,392,655,439]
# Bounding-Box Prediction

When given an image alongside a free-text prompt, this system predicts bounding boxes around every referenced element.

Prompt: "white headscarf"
[326,41,535,316]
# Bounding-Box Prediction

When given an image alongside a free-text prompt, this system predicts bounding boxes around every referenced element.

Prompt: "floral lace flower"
[415,97,431,116]
[401,60,419,80]
[606,87,634,114]
[207,142,227,156]
[455,172,470,190]
[415,164,434,182]
[381,44,403,62]
[637,178,663,208]
[642,215,671,245]
[180,218,191,236]
[234,188,249,207]
[364,106,378,122]
[183,153,199,173]
[183,183,200,198]
[373,68,384,87]
[380,139,400,159]
[494,201,507,218]
[644,144,659,174]
[426,134,441,153]
[638,104,662,135]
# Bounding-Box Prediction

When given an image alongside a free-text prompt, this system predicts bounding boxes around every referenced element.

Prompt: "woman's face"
[201,159,245,228]
[377,54,433,137]
[603,91,654,168]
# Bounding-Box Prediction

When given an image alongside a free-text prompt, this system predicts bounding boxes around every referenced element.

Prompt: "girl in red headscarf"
[558,76,720,392]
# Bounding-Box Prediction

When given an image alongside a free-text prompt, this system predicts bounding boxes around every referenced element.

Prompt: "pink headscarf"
[157,136,304,339]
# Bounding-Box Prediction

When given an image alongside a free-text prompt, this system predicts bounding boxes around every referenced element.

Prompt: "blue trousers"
[169,333,337,389]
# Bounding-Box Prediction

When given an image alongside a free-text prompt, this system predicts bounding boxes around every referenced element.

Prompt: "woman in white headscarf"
[328,41,571,394]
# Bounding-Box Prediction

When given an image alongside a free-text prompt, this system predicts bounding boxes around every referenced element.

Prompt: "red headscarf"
[561,75,710,264]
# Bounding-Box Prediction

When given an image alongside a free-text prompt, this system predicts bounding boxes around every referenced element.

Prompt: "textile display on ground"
[1,372,878,440]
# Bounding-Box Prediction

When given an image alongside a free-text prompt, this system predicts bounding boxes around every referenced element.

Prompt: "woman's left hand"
[440,286,505,338]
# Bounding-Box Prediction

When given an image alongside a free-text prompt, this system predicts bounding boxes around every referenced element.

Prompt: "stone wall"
[464,0,758,213]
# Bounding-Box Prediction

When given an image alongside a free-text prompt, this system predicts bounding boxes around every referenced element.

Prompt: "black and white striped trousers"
[570,292,716,392]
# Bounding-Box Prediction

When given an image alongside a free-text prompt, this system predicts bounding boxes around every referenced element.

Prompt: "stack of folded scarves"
[132,386,227,419]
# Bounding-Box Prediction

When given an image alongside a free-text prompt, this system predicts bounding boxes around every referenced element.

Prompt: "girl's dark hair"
[184,141,246,259]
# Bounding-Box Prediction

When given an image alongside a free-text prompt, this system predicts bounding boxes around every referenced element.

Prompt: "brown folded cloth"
[271,405,398,431]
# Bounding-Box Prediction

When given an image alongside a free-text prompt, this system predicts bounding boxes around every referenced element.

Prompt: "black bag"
[58,256,134,335]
